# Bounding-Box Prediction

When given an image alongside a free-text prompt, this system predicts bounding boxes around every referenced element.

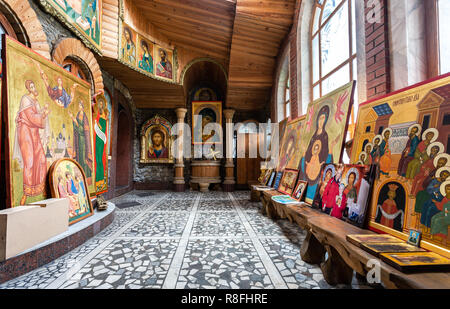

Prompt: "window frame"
[0,13,18,40]
[425,0,440,78]
[310,0,357,100]
[62,58,88,81]
[284,77,291,119]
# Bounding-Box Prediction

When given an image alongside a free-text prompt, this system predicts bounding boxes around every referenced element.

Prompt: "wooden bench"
[251,190,450,289]
[307,215,450,289]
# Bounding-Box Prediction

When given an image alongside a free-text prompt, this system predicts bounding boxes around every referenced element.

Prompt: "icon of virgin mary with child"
[299,105,340,201]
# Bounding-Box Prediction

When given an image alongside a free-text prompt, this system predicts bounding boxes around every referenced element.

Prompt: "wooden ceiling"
[226,0,296,111]
[99,58,185,109]
[133,0,236,65]
[101,0,296,111]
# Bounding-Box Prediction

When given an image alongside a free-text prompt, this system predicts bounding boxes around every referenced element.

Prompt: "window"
[438,0,450,74]
[0,13,19,75]
[422,115,430,132]
[63,59,87,81]
[285,78,291,118]
[443,114,450,126]
[310,0,357,100]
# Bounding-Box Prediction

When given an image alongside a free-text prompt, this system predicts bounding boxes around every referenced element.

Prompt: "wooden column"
[223,109,235,192]
[174,108,187,192]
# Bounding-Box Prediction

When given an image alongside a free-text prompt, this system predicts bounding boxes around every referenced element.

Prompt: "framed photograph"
[346,234,403,248]
[380,252,450,273]
[273,171,283,190]
[312,164,345,213]
[49,158,94,225]
[277,116,305,171]
[140,115,174,164]
[262,169,273,185]
[361,242,426,257]
[292,180,308,202]
[311,163,374,228]
[192,101,222,145]
[277,169,299,195]
[407,230,422,247]
[267,171,276,187]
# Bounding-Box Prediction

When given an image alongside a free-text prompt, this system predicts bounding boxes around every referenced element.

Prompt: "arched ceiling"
[182,60,228,100]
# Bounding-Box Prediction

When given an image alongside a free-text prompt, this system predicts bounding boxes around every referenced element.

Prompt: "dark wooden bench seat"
[250,190,450,289]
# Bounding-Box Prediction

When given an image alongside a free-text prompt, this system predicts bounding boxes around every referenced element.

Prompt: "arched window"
[284,78,291,118]
[0,13,19,74]
[63,58,88,81]
[62,57,95,95]
[276,48,290,122]
[438,0,450,74]
[310,0,357,100]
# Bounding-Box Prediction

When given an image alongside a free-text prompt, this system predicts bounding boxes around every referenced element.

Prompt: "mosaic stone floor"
[0,190,376,289]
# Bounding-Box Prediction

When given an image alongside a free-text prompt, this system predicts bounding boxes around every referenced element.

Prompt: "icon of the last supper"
[351,75,450,250]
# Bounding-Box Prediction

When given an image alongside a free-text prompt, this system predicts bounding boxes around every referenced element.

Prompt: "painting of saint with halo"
[298,81,355,204]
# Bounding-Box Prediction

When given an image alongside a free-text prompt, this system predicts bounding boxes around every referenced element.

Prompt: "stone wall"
[29,0,75,52]
[133,108,178,188]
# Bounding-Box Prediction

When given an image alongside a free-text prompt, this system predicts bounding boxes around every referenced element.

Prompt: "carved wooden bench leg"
[320,245,354,286]
[250,190,259,202]
[267,201,279,219]
[300,231,326,264]
[260,196,268,216]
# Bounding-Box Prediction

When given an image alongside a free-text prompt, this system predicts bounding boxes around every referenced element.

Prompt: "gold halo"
[372,135,382,145]
[436,166,450,182]
[426,142,444,157]
[364,143,373,152]
[422,128,439,143]
[440,179,450,197]
[382,127,393,138]
[434,153,450,168]
[359,151,367,161]
[408,124,422,136]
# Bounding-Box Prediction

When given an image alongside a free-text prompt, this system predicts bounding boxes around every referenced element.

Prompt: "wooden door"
[237,133,262,185]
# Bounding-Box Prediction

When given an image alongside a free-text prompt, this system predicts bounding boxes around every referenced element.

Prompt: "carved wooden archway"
[52,38,104,93]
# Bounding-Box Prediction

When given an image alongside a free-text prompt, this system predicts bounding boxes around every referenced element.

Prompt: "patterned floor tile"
[152,199,195,211]
[178,239,274,289]
[0,238,106,289]
[198,199,234,211]
[234,199,263,212]
[122,212,189,237]
[199,191,230,200]
[192,212,247,236]
[0,190,375,290]
[231,191,253,200]
[97,212,140,238]
[60,239,178,289]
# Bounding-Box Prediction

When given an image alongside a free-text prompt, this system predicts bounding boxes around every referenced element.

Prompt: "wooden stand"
[190,160,221,191]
